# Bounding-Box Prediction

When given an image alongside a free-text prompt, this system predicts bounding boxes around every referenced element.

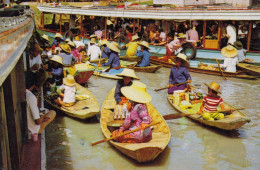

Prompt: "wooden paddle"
[216,59,227,80]
[163,108,245,120]
[91,121,161,146]
[155,82,187,92]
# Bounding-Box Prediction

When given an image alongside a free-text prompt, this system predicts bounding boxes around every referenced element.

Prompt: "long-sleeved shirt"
[102,51,120,68]
[167,38,180,52]
[169,66,191,85]
[237,48,246,62]
[136,50,150,67]
[87,44,101,60]
[114,80,132,104]
[186,29,199,43]
[71,48,81,62]
[226,24,237,45]
[101,46,110,58]
[58,52,77,66]
[126,41,139,57]
[223,56,239,72]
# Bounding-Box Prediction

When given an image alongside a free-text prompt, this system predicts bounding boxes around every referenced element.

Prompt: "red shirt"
[203,95,223,112]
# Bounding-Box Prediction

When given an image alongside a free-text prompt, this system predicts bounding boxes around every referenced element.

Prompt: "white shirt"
[159,32,166,42]
[26,90,40,135]
[87,44,101,60]
[41,50,53,59]
[60,84,76,103]
[226,24,236,45]
[237,49,247,62]
[29,54,42,68]
[223,57,239,72]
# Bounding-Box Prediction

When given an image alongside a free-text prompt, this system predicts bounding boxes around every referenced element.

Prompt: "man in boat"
[168,53,192,94]
[122,35,140,57]
[25,72,56,142]
[87,38,101,61]
[101,42,121,71]
[58,44,78,66]
[52,33,63,53]
[114,68,139,105]
[233,41,254,63]
[68,41,81,63]
[136,41,150,67]
[111,81,152,143]
[186,26,199,46]
[221,45,239,72]
[197,82,225,115]
[100,39,110,59]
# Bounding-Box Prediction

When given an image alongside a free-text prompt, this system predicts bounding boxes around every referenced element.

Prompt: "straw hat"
[41,34,49,42]
[138,41,150,49]
[177,33,186,39]
[116,68,139,79]
[50,55,64,65]
[65,38,71,42]
[89,38,96,44]
[173,53,190,67]
[107,42,120,53]
[54,33,63,38]
[90,34,97,38]
[100,39,108,46]
[205,81,221,94]
[67,41,76,48]
[63,75,76,87]
[60,44,71,53]
[131,35,139,41]
[121,81,151,103]
[233,41,243,50]
[221,45,238,58]
[107,19,113,26]
[74,36,80,41]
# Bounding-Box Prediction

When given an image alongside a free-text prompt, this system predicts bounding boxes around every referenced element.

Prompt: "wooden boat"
[100,87,171,162]
[167,94,251,130]
[90,58,107,64]
[237,63,260,76]
[119,56,141,62]
[93,69,123,80]
[45,83,99,119]
[150,56,258,80]
[133,65,162,73]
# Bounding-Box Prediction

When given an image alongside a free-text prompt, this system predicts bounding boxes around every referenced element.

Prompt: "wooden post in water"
[247,21,252,51]
[104,17,107,39]
[165,20,168,42]
[218,21,223,50]
[203,21,206,48]
[60,14,62,33]
[41,12,44,29]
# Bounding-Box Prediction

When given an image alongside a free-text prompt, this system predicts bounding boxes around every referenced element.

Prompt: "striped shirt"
[203,95,223,112]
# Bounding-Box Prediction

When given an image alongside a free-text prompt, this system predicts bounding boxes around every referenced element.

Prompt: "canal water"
[45,67,260,170]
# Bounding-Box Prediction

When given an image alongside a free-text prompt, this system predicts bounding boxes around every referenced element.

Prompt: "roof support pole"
[217,21,222,50]
[104,17,107,39]
[247,21,252,51]
[59,14,62,33]
[203,21,206,48]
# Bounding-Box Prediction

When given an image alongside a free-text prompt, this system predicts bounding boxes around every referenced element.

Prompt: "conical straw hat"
[65,38,71,42]
[173,53,190,67]
[54,33,63,38]
[100,39,108,45]
[63,75,76,86]
[89,38,96,44]
[138,41,150,49]
[41,34,49,41]
[121,80,151,103]
[116,68,139,79]
[50,55,64,65]
[67,41,76,48]
[107,42,120,53]
[205,81,221,94]
[221,45,238,58]
[233,41,243,50]
[60,44,71,53]
[131,35,139,41]
[74,36,80,41]
[177,33,186,38]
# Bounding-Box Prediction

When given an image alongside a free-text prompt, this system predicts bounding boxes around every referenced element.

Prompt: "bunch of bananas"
[75,94,89,101]
[202,112,225,121]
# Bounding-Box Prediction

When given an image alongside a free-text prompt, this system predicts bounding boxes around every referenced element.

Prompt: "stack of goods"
[198,63,217,70]
[202,112,225,121]
[114,104,130,120]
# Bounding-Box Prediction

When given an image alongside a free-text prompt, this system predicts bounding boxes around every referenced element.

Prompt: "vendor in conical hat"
[49,55,64,86]
[168,53,192,94]
[233,41,254,63]
[221,45,238,72]
[136,41,150,67]
[197,82,225,115]
[111,81,152,143]
[87,38,101,61]
[102,42,121,70]
[52,33,63,50]
[100,39,110,59]
[114,68,139,104]
[122,34,140,57]
[68,41,81,63]
[58,44,78,66]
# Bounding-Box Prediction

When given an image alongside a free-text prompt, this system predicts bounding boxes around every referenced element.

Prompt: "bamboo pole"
[203,21,206,48]
[247,21,252,51]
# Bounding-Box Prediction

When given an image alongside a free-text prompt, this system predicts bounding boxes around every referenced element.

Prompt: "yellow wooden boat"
[167,94,251,130]
[45,83,99,119]
[100,87,171,162]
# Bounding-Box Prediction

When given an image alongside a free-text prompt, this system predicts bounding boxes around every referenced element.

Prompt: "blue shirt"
[52,39,61,47]
[169,66,191,85]
[136,50,150,67]
[101,46,110,58]
[103,51,120,68]
[114,79,132,104]
[58,52,77,66]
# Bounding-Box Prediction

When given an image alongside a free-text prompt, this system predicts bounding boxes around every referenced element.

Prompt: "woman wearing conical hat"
[102,42,121,70]
[100,39,110,59]
[168,53,192,94]
[122,34,140,57]
[58,44,78,66]
[197,82,225,115]
[49,55,64,86]
[52,33,63,51]
[221,45,239,72]
[68,41,81,63]
[111,81,152,143]
[136,41,150,67]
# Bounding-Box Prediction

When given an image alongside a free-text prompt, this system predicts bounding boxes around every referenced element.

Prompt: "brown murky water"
[45,67,260,169]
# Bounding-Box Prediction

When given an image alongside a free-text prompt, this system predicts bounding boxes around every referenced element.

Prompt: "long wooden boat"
[93,70,123,80]
[167,94,250,130]
[100,87,171,162]
[150,56,258,80]
[133,65,162,73]
[45,83,99,119]
[119,56,141,62]
[237,63,260,76]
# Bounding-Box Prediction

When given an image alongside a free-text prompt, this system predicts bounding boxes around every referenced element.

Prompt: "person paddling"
[136,41,150,67]
[168,53,192,94]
